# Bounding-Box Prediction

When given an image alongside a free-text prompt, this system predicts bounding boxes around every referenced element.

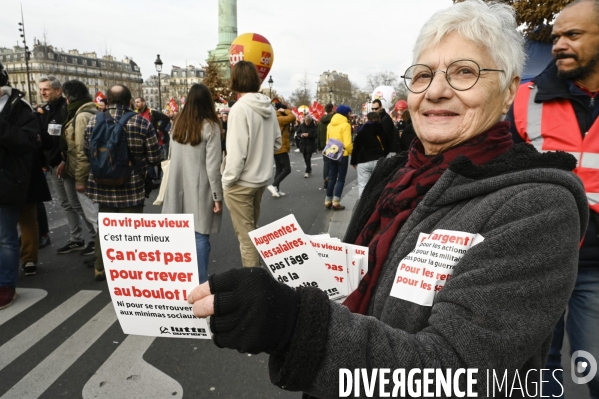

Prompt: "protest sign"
[249,215,343,300]
[390,229,484,306]
[99,213,210,339]
[310,238,350,296]
[345,244,368,292]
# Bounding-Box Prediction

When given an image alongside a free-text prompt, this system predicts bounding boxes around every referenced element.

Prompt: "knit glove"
[209,267,301,355]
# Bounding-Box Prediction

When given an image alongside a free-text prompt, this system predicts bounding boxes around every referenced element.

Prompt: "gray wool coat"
[268,144,589,399]
[162,120,223,234]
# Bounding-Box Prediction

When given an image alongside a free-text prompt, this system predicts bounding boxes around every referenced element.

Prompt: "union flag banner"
[94,91,106,104]
[309,101,325,121]
[291,107,301,120]
[168,98,179,113]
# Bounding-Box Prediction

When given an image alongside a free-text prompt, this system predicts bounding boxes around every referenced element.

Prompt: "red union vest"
[513,83,599,213]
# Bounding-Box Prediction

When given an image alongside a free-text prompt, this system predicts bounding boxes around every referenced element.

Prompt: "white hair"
[412,0,525,90]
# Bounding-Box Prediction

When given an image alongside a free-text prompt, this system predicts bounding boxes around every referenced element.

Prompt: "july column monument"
[208,0,238,79]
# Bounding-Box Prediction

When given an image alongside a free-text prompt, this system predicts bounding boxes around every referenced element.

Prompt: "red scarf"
[343,121,513,314]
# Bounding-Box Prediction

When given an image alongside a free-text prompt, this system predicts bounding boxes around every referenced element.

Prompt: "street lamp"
[154,54,163,111]
[268,76,274,99]
[18,5,33,104]
[329,87,333,104]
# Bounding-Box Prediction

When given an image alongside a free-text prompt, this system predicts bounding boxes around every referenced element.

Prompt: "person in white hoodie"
[222,61,282,267]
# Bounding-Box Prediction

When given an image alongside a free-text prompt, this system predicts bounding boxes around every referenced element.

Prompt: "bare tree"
[288,73,312,107]
[364,71,400,93]
[396,82,408,101]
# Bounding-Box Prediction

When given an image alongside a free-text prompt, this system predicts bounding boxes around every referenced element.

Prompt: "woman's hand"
[187,268,301,355]
[187,282,215,317]
[213,201,222,214]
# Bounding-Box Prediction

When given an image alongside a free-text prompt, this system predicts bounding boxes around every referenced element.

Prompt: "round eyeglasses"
[401,59,504,94]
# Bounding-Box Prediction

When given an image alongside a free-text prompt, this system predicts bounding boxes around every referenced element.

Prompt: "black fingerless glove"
[209,267,301,355]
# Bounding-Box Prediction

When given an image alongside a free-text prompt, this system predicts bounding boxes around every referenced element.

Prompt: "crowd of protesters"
[2,4,598,394]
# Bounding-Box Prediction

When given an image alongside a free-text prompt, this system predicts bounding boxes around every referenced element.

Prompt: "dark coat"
[297,121,317,152]
[0,89,42,206]
[350,122,387,166]
[272,145,588,399]
[398,120,417,152]
[379,108,398,153]
[317,113,334,151]
[41,96,67,168]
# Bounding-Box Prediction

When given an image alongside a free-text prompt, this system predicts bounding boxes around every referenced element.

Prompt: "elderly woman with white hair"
[187,1,588,397]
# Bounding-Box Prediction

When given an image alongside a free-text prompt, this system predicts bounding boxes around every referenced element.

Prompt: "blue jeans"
[357,160,377,197]
[326,156,349,200]
[0,206,21,288]
[322,156,330,183]
[195,232,210,284]
[544,269,599,399]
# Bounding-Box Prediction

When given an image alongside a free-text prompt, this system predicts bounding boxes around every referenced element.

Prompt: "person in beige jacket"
[222,61,281,267]
[61,80,99,259]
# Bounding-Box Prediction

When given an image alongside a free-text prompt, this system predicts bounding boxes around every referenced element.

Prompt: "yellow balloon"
[229,33,274,82]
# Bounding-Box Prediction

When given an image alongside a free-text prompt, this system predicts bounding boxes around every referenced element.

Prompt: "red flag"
[94,91,106,104]
[309,101,325,121]
[291,107,301,120]
[168,98,179,113]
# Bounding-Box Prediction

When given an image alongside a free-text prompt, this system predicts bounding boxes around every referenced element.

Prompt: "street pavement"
[0,150,356,399]
[0,149,588,398]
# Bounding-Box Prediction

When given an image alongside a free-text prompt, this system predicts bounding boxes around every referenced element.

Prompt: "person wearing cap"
[324,104,353,210]
[267,103,296,197]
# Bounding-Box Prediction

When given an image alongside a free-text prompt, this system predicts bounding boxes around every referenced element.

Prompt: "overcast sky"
[1,0,452,99]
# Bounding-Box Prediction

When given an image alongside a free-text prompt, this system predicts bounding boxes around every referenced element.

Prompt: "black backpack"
[89,111,136,185]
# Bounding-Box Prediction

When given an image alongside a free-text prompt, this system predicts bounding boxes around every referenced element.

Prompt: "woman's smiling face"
[408,32,519,155]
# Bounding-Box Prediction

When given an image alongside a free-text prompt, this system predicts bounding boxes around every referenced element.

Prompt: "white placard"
[390,229,484,306]
[249,215,343,300]
[346,244,368,291]
[48,123,62,136]
[309,238,349,297]
[99,213,211,339]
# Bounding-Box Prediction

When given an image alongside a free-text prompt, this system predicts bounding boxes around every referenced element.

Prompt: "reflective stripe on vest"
[513,83,599,213]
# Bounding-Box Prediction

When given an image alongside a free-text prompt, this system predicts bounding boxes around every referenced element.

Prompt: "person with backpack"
[83,84,162,281]
[318,103,335,189]
[62,80,101,268]
[324,104,353,210]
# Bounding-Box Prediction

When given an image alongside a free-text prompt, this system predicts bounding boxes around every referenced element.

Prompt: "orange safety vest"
[513,83,599,213]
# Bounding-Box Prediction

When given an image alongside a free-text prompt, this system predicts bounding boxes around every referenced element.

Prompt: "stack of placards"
[248,214,368,301]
